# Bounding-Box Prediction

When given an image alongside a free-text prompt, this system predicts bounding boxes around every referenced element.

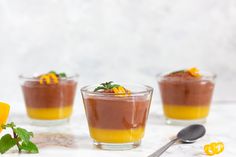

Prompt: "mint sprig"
[58,72,66,78]
[0,122,39,154]
[94,81,120,92]
[48,71,67,78]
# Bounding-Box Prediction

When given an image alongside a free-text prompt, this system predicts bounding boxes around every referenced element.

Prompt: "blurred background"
[0,0,236,108]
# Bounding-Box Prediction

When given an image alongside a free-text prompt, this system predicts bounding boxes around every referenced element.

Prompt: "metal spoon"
[148,124,206,157]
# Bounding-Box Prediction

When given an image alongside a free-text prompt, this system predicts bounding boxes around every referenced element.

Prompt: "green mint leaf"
[170,70,185,75]
[49,71,57,74]
[0,134,17,154]
[94,86,106,92]
[95,81,121,91]
[20,141,39,153]
[111,84,120,88]
[59,72,67,78]
[14,128,33,144]
[101,81,113,87]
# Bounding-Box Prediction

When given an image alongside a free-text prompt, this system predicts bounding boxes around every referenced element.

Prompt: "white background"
[0,0,236,107]
[1,1,236,156]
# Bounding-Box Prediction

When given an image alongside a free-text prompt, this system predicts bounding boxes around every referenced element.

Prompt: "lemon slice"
[0,102,10,133]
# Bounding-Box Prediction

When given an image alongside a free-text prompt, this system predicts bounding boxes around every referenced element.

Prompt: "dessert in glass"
[19,71,78,125]
[157,68,216,125]
[81,81,153,150]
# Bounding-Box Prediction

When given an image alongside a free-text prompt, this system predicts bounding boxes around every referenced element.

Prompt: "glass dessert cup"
[81,84,153,150]
[19,72,78,126]
[157,70,216,125]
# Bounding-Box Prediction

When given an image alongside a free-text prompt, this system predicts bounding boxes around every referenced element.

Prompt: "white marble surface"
[1,102,235,157]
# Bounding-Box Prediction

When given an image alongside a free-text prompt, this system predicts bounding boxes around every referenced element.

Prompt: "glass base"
[166,117,206,125]
[30,118,70,126]
[93,140,141,150]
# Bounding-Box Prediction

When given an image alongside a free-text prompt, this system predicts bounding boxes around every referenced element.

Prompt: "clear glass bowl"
[157,71,216,125]
[81,84,153,150]
[19,73,78,126]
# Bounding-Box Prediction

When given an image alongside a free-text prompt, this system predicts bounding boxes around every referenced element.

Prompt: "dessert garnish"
[169,67,202,78]
[39,71,67,85]
[0,122,39,154]
[94,81,131,96]
[169,70,185,75]
[187,67,201,77]
[204,142,224,156]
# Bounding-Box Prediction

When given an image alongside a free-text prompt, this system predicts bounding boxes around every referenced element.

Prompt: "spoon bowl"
[177,124,206,143]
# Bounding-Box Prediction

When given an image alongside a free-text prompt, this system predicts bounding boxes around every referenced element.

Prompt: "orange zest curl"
[204,142,224,156]
[39,73,59,85]
[112,86,131,96]
[187,67,202,77]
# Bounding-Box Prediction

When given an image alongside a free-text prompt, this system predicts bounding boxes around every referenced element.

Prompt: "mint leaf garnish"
[49,71,57,75]
[20,141,39,153]
[0,122,39,154]
[94,81,121,92]
[169,70,186,75]
[59,72,67,78]
[0,134,17,154]
[94,86,106,92]
[48,71,67,78]
[13,128,33,144]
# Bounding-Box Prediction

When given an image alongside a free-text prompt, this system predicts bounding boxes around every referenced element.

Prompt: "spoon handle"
[148,138,179,157]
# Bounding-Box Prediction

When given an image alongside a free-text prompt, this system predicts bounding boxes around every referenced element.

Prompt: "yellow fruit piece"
[0,102,10,132]
[39,73,59,85]
[112,87,120,94]
[187,67,202,77]
[204,142,224,156]
[112,86,131,96]
[47,73,59,84]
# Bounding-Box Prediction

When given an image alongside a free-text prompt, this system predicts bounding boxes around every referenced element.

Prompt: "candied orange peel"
[39,73,59,85]
[112,86,131,96]
[187,67,202,77]
[204,142,224,156]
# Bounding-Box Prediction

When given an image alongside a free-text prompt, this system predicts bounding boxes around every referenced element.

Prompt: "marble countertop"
[1,103,236,157]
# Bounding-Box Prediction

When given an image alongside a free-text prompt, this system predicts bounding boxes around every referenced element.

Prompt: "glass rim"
[19,73,79,81]
[156,70,217,81]
[81,83,153,96]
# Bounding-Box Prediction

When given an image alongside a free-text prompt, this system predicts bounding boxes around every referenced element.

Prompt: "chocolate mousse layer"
[22,80,77,108]
[159,71,214,106]
[83,96,151,130]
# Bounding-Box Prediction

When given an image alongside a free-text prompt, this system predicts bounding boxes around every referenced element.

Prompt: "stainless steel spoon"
[148,124,206,157]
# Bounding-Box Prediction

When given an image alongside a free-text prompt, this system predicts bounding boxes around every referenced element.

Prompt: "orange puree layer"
[89,127,145,143]
[163,104,210,120]
[27,106,72,120]
[0,102,10,132]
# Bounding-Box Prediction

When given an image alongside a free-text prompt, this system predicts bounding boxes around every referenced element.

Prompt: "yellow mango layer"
[163,104,210,120]
[89,127,144,143]
[27,106,72,120]
[0,102,10,132]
